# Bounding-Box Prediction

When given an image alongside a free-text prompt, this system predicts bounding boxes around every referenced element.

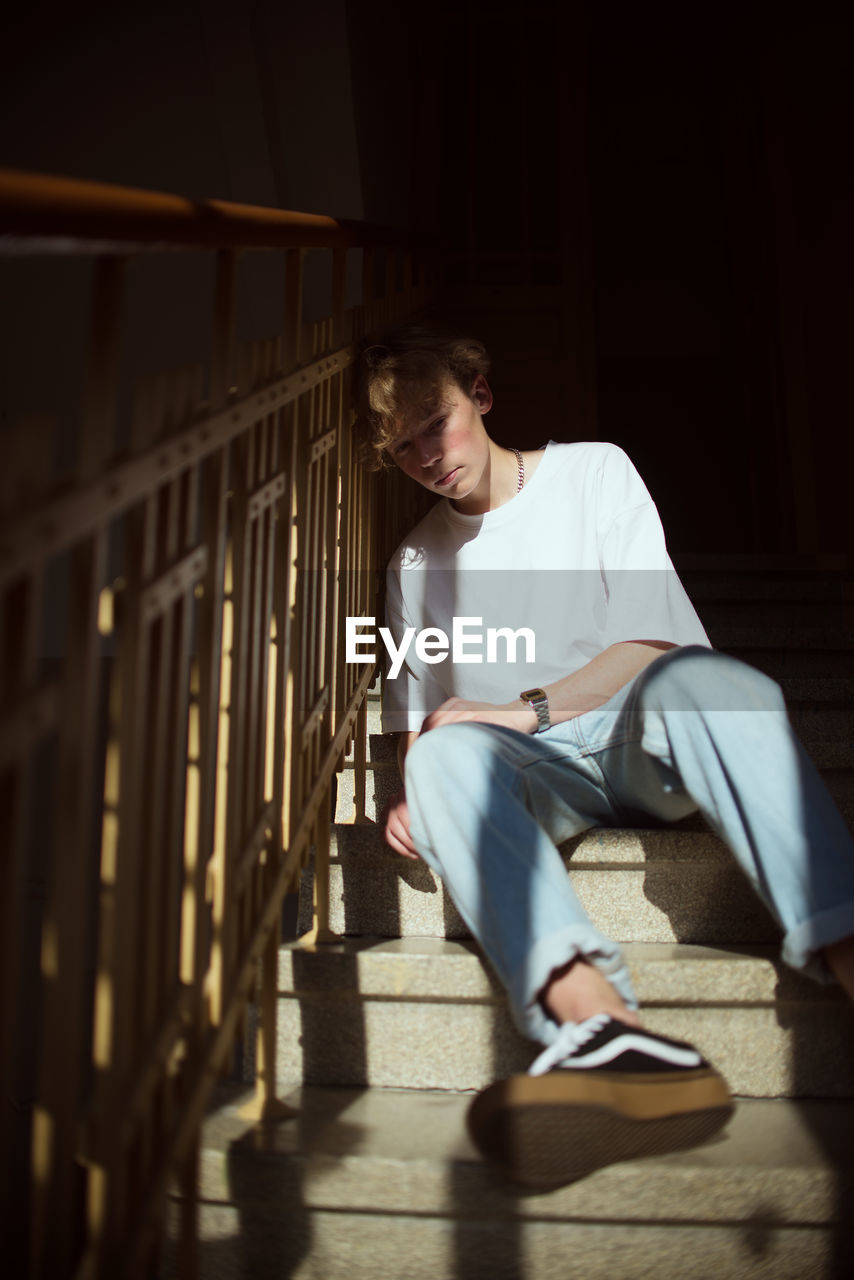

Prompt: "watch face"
[520,687,546,702]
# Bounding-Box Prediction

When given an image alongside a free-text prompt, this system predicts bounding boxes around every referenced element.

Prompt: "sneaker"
[467,1013,733,1187]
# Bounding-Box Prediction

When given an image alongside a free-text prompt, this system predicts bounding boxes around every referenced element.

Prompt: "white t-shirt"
[382,441,710,733]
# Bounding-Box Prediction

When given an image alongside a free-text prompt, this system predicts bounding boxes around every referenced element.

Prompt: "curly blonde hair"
[353,323,491,470]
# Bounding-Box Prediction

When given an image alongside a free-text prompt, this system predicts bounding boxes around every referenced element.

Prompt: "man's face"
[386,375,493,506]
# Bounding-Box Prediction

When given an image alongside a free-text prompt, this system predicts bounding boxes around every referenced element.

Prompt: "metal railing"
[0,169,430,1279]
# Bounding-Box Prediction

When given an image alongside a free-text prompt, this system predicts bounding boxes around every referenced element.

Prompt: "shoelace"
[528,1012,613,1077]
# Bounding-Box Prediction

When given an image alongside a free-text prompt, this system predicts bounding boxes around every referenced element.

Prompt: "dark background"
[2,0,851,554]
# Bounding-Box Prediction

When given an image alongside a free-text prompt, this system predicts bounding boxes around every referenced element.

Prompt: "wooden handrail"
[1,175,434,1279]
[0,167,416,251]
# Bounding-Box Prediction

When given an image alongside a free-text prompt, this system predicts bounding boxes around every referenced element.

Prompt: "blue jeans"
[404,647,854,1046]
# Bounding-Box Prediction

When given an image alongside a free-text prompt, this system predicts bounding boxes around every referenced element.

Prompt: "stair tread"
[806,742,854,767]
[339,739,854,782]
[673,552,849,571]
[219,566,854,1277]
[708,626,854,648]
[282,937,846,1005]
[329,822,732,863]
[690,580,851,602]
[304,822,788,947]
[779,676,854,699]
[328,822,852,865]
[199,1085,854,1225]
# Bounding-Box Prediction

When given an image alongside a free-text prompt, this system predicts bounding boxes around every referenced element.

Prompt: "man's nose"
[415,435,440,466]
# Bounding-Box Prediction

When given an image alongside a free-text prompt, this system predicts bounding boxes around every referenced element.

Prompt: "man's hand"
[418,644,675,740]
[380,786,420,860]
[381,699,533,859]
[420,696,537,735]
[380,644,676,860]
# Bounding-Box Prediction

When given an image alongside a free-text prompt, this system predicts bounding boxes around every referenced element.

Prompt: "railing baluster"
[208,250,238,1034]
[353,694,369,824]
[0,170,431,1279]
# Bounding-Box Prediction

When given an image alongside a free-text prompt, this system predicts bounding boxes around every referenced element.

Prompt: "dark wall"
[0,0,367,488]
[0,0,364,216]
[585,2,852,554]
[377,0,850,554]
[2,1,850,554]
[343,1,853,554]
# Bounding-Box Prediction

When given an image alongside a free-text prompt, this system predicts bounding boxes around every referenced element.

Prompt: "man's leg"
[541,954,641,1028]
[615,646,854,987]
[403,718,640,1045]
[404,716,732,1186]
[825,938,854,1001]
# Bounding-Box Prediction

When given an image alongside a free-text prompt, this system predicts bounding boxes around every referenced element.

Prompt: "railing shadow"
[634,586,854,1273]
[447,748,530,1280]
[191,939,376,1278]
[208,731,399,1277]
[790,700,854,1276]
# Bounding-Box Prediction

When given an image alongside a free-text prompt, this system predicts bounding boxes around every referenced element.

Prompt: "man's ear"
[471,374,493,416]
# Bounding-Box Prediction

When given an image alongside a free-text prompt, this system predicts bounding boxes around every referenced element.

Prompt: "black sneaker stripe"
[564,1028,704,1071]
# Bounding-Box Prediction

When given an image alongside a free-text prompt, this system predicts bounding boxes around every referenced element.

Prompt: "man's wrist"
[519,686,551,733]
[513,699,540,733]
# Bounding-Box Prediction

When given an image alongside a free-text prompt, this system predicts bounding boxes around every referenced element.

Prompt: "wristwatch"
[520,687,550,734]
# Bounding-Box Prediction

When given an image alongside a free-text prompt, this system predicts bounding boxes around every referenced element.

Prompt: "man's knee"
[637,644,785,714]
[405,721,496,789]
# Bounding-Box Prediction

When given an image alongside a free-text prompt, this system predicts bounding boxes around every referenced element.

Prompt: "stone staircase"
[172,558,854,1279]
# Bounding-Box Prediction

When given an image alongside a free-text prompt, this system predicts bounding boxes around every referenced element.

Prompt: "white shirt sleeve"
[381,564,449,733]
[596,446,710,649]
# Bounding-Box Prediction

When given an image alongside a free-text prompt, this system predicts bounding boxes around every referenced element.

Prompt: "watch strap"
[520,687,550,733]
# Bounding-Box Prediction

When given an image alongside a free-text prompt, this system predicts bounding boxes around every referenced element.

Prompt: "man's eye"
[428,418,445,433]
[394,441,410,456]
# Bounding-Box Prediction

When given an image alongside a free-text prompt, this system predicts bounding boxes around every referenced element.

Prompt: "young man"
[354,324,854,1187]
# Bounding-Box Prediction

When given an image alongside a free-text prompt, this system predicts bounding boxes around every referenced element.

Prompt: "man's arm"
[421,639,675,736]
[381,640,675,858]
[397,731,420,773]
[382,732,420,860]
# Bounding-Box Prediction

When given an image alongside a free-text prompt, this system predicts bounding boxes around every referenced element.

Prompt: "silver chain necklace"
[511,448,525,494]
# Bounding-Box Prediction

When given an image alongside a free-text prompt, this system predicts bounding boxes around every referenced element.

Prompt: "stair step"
[685,570,852,627]
[709,628,854,678]
[334,741,853,829]
[780,677,854,700]
[674,553,849,572]
[299,825,782,945]
[165,1086,854,1280]
[685,573,851,601]
[334,759,398,824]
[806,742,854,768]
[698,600,851,629]
[267,939,854,1098]
[335,768,853,846]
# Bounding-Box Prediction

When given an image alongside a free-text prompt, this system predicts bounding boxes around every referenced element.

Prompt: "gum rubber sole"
[467,1067,734,1188]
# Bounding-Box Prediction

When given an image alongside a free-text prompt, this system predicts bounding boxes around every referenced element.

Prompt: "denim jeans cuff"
[510,925,640,1046]
[783,904,854,984]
